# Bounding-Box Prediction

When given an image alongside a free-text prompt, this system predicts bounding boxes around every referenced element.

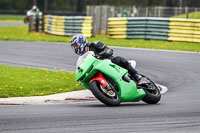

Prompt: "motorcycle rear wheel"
[89,81,120,106]
[138,77,161,104]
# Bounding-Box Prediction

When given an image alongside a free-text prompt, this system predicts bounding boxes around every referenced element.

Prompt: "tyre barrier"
[44,15,93,37]
[108,17,200,43]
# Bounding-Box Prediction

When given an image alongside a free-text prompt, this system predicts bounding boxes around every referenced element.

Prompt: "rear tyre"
[89,81,120,106]
[24,16,30,24]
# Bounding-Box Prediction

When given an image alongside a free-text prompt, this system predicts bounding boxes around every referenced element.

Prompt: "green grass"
[0,14,25,22]
[0,25,70,42]
[92,36,200,52]
[0,25,200,52]
[0,65,84,98]
[172,11,200,19]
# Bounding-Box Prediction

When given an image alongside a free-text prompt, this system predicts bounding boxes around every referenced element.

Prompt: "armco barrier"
[44,15,93,37]
[108,17,200,42]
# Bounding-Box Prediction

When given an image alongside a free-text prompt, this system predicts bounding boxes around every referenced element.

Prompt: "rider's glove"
[98,51,107,59]
[98,49,113,59]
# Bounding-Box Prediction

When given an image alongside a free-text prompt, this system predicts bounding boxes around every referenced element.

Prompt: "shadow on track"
[75,102,162,108]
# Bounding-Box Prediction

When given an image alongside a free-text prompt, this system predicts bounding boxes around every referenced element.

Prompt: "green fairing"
[75,52,146,102]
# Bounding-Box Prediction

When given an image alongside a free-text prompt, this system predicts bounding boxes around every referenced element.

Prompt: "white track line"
[155,83,168,94]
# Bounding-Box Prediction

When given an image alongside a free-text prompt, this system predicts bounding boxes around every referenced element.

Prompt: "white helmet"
[32,5,37,10]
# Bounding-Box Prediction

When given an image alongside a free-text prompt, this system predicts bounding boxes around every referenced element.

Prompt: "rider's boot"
[133,73,147,85]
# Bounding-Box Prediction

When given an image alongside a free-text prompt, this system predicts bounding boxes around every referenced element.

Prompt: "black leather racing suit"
[87,41,138,76]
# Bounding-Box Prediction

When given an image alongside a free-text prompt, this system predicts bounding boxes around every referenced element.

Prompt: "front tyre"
[89,81,120,106]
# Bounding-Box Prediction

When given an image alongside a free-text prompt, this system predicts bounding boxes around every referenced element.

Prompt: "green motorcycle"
[75,51,161,106]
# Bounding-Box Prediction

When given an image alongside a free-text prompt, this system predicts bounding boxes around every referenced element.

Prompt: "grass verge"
[172,11,200,19]
[0,65,84,98]
[1,25,200,52]
[0,14,25,22]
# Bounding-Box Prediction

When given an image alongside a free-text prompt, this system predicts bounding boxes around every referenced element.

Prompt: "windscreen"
[76,51,93,69]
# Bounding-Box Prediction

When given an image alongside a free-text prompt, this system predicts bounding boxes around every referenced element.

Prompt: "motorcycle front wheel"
[89,81,120,106]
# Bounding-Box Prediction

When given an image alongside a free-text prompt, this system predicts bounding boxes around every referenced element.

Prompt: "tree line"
[0,0,200,12]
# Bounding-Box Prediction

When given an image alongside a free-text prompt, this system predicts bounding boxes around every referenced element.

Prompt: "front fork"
[89,72,107,88]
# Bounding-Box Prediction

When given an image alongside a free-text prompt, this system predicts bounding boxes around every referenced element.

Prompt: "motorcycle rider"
[70,34,143,84]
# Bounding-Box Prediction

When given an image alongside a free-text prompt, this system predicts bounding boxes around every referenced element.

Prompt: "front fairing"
[75,51,97,82]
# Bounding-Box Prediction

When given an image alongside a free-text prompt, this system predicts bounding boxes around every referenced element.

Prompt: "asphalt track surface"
[0,41,200,133]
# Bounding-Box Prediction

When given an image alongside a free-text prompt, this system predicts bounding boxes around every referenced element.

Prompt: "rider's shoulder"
[89,41,105,46]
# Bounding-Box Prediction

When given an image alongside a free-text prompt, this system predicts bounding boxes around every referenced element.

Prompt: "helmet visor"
[71,43,81,55]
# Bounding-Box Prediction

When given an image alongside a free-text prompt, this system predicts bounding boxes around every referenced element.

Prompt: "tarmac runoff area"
[0,84,167,105]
